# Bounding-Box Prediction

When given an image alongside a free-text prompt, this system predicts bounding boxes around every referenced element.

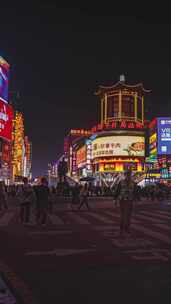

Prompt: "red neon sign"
[0,99,13,141]
[91,120,144,132]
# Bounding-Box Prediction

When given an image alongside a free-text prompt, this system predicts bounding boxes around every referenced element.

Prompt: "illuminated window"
[122,95,134,117]
[107,95,119,118]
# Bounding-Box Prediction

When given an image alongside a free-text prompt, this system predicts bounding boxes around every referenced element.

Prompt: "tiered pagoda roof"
[95,75,151,95]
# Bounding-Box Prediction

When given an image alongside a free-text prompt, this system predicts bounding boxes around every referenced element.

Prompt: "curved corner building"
[91,75,150,185]
[64,76,150,186]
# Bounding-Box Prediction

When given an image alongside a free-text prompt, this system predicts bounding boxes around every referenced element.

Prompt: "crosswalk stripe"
[68,212,90,225]
[141,211,171,220]
[29,231,72,235]
[104,211,140,224]
[155,210,171,216]
[155,223,171,230]
[134,213,164,223]
[84,212,114,224]
[48,214,65,225]
[0,212,14,226]
[132,224,171,244]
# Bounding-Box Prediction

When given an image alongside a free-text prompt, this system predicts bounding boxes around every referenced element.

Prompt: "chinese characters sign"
[91,121,144,133]
[76,145,87,166]
[0,99,13,141]
[92,136,145,158]
[71,129,92,136]
[70,121,144,138]
[157,117,171,155]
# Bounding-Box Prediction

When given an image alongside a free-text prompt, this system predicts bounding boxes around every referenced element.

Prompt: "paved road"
[1,199,171,303]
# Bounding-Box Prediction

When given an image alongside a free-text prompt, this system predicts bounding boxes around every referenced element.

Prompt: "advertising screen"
[92,136,145,158]
[0,57,9,102]
[157,117,171,155]
[2,141,11,163]
[76,145,87,166]
[0,100,13,141]
[149,133,157,156]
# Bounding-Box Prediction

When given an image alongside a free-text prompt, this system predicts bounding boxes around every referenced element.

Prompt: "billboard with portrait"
[0,57,9,102]
[92,136,145,158]
[157,117,171,155]
[0,100,13,141]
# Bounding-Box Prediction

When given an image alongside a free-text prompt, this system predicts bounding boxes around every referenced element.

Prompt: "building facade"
[0,57,14,184]
[12,111,32,182]
[63,76,151,186]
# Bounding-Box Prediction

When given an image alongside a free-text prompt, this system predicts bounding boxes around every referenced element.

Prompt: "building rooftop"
[95,75,151,95]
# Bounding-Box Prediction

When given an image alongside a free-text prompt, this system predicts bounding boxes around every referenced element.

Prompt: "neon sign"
[0,100,13,141]
[70,129,92,136]
[91,121,144,133]
[0,57,9,102]
[76,146,87,166]
[70,121,144,138]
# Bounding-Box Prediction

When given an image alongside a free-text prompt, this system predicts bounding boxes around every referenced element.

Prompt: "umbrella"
[79,176,95,182]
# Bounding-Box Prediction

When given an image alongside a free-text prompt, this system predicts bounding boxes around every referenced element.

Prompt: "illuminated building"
[12,111,25,181]
[64,75,151,186]
[24,136,32,179]
[146,117,171,183]
[0,57,14,183]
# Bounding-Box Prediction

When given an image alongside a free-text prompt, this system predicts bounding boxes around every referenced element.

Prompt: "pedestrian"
[113,182,121,207]
[48,186,56,213]
[0,181,8,211]
[78,183,90,210]
[117,170,136,236]
[34,177,49,225]
[19,177,34,224]
[71,183,80,209]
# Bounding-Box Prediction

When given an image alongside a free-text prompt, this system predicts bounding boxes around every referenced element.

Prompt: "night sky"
[1,3,171,177]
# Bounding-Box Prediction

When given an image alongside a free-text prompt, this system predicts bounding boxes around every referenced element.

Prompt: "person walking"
[113,182,121,207]
[78,183,90,210]
[117,170,136,236]
[34,177,49,225]
[19,177,33,224]
[0,181,8,211]
[71,183,80,209]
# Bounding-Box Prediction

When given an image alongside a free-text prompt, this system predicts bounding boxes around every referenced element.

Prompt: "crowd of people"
[0,175,170,234]
[53,180,171,201]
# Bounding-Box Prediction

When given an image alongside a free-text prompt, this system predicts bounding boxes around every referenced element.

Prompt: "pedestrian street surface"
[1,200,171,303]
[1,200,171,272]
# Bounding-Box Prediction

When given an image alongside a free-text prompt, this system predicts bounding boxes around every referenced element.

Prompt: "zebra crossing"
[1,207,171,228]
[2,206,171,264]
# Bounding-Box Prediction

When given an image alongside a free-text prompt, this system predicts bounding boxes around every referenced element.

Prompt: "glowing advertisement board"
[157,118,171,155]
[76,145,87,167]
[149,133,157,156]
[92,136,145,158]
[2,142,11,163]
[0,57,9,102]
[0,100,13,141]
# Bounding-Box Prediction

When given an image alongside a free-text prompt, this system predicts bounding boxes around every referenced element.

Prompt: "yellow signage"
[149,133,157,144]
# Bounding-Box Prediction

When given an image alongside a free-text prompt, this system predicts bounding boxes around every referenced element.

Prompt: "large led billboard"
[157,117,171,155]
[0,57,9,103]
[92,136,145,158]
[0,99,13,141]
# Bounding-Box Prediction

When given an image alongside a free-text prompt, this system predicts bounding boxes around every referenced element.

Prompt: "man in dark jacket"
[116,170,136,236]
[34,177,49,225]
[19,177,34,224]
